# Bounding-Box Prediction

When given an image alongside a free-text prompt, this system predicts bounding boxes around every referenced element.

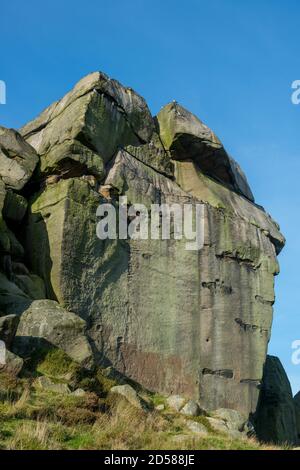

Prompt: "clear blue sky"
[1,0,300,393]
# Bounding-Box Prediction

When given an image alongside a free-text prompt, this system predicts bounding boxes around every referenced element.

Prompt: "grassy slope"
[0,349,282,450]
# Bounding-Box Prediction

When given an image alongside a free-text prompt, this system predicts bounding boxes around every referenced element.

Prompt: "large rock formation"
[0,72,285,424]
[8,73,284,415]
[255,356,298,445]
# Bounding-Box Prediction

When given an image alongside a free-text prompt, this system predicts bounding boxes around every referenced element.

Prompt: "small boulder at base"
[0,349,23,376]
[110,384,145,410]
[211,408,246,431]
[14,299,93,368]
[166,395,186,412]
[181,400,202,417]
[185,420,208,435]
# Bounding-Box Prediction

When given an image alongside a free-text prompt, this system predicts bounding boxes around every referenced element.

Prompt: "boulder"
[110,384,145,410]
[0,272,31,315]
[181,400,202,417]
[14,299,93,368]
[0,126,38,190]
[20,71,155,180]
[3,191,28,222]
[185,420,208,435]
[255,355,298,445]
[0,349,23,376]
[14,274,46,300]
[0,314,19,348]
[206,416,230,434]
[166,395,186,412]
[156,102,254,201]
[211,408,246,431]
[71,388,87,397]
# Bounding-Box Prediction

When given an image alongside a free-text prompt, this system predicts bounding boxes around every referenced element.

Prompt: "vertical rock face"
[294,391,300,442]
[3,72,284,420]
[255,356,298,444]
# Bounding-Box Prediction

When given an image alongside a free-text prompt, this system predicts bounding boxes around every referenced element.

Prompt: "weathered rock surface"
[0,349,23,376]
[0,314,19,348]
[181,400,202,417]
[110,384,145,410]
[20,72,155,181]
[185,420,208,435]
[211,408,246,432]
[0,71,286,429]
[3,191,28,222]
[294,392,300,442]
[167,395,186,412]
[14,299,93,368]
[156,102,254,201]
[0,126,38,190]
[255,356,298,444]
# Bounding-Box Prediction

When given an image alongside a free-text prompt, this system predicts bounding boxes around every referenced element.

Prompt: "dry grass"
[0,356,286,451]
[0,390,284,450]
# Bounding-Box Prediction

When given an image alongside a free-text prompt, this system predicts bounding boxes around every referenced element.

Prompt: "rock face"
[156,102,254,201]
[294,392,300,442]
[0,72,285,424]
[255,356,298,444]
[20,72,154,181]
[0,126,38,190]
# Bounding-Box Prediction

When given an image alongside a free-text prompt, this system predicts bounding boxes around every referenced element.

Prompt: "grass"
[0,354,285,450]
[0,388,282,450]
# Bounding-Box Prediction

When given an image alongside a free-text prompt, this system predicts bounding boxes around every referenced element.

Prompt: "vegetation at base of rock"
[0,382,282,450]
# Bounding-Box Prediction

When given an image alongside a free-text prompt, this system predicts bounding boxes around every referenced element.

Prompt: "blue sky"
[1,0,300,393]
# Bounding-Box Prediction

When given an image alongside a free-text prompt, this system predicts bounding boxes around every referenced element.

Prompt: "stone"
[0,272,31,315]
[20,72,155,181]
[294,391,300,442]
[125,132,173,177]
[167,395,186,412]
[110,384,144,410]
[181,400,201,417]
[211,408,246,431]
[14,273,46,300]
[0,126,38,190]
[3,191,28,222]
[206,416,229,434]
[255,355,298,445]
[185,420,208,435]
[71,388,87,397]
[0,314,19,348]
[0,219,25,259]
[14,299,93,368]
[156,102,254,201]
[155,404,165,411]
[35,376,71,394]
[0,349,23,376]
